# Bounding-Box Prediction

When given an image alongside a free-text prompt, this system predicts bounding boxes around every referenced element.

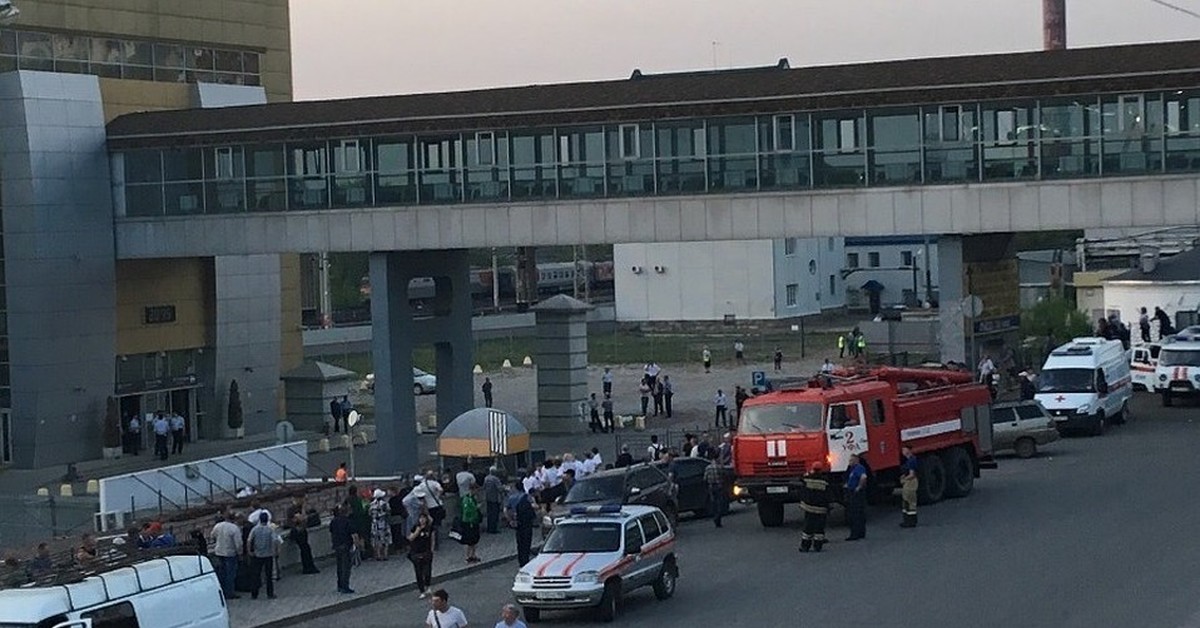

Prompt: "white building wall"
[1102,282,1200,327]
[614,240,777,321]
[844,238,940,309]
[772,237,845,316]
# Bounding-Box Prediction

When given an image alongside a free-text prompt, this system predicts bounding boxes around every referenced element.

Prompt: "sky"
[289,0,1200,100]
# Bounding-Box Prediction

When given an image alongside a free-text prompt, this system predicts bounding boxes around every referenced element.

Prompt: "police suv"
[513,504,678,623]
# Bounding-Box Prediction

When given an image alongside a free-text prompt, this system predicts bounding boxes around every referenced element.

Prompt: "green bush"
[1021,296,1092,350]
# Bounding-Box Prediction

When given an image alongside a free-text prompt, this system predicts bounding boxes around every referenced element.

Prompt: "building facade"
[0,0,296,468]
[613,237,843,321]
[843,236,940,311]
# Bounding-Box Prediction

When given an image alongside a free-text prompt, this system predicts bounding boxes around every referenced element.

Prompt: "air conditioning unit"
[653,265,666,274]
[630,266,644,274]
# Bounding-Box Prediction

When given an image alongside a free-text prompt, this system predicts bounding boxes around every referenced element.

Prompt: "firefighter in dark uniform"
[798,462,830,552]
[899,445,919,528]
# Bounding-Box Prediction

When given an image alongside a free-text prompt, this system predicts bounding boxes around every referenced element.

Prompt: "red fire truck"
[733,367,996,527]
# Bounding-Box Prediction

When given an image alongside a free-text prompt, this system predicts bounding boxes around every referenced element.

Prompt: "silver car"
[514,504,678,623]
[991,400,1060,458]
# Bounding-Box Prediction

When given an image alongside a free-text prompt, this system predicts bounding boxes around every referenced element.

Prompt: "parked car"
[653,457,713,515]
[514,504,678,623]
[544,464,678,534]
[991,400,1060,458]
[364,368,438,395]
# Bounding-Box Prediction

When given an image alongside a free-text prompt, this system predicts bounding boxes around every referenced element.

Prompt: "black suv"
[543,463,678,533]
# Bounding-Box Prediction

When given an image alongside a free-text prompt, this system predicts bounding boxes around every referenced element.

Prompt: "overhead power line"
[1146,0,1200,20]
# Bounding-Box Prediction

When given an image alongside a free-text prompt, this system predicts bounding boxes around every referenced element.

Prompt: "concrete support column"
[369,252,417,475]
[532,295,593,433]
[938,237,967,365]
[369,249,474,474]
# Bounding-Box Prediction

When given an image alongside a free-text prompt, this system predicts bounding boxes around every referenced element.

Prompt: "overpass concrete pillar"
[937,234,1020,369]
[938,237,968,365]
[369,249,474,474]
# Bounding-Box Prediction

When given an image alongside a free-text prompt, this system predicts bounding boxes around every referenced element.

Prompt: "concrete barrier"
[86,479,100,495]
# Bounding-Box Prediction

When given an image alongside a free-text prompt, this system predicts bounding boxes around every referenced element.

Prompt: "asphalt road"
[295,394,1200,628]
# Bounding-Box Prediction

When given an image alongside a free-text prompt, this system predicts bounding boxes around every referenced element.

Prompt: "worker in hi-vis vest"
[837,334,846,358]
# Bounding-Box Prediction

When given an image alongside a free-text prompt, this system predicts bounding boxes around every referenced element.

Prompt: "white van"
[1035,337,1132,436]
[0,554,228,628]
[1130,343,1161,391]
[1155,339,1200,406]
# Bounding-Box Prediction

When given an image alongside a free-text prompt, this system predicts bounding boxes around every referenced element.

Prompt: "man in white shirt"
[582,451,599,475]
[589,447,603,470]
[152,412,171,460]
[495,603,527,628]
[209,512,244,599]
[820,359,835,374]
[169,412,186,455]
[977,355,996,384]
[248,501,272,527]
[521,468,542,500]
[426,589,468,628]
[456,461,476,496]
[560,453,581,479]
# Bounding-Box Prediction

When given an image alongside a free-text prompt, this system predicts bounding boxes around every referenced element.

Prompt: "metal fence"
[0,494,99,552]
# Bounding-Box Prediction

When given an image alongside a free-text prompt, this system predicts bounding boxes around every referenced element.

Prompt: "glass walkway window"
[112,88,1200,218]
[0,27,260,85]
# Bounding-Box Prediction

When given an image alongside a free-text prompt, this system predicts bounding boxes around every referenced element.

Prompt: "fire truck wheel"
[917,454,947,504]
[942,447,975,498]
[757,500,785,527]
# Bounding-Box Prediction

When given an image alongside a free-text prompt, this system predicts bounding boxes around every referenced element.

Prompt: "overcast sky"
[290,0,1200,100]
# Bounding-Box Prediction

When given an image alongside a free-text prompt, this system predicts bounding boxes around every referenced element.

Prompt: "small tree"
[102,396,121,449]
[1021,296,1092,360]
[227,379,243,431]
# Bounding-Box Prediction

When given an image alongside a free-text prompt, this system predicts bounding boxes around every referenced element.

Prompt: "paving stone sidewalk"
[230,529,531,628]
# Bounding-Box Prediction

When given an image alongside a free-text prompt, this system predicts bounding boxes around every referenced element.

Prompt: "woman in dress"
[457,486,482,563]
[368,489,392,560]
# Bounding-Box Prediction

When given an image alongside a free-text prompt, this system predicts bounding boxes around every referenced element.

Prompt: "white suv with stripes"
[513,504,678,623]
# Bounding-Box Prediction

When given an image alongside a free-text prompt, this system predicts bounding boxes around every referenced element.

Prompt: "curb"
[255,544,540,628]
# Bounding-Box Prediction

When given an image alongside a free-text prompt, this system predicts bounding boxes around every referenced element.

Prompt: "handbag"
[447,517,464,542]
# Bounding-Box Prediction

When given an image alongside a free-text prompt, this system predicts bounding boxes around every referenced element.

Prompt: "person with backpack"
[456,486,482,563]
[505,478,538,566]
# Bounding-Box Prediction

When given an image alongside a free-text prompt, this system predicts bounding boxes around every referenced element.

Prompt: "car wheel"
[1091,412,1106,437]
[598,581,621,623]
[757,500,785,527]
[413,383,424,396]
[917,453,947,504]
[523,607,541,623]
[1013,437,1037,459]
[652,558,678,600]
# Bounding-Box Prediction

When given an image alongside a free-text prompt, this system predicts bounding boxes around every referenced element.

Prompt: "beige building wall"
[279,253,304,416]
[115,258,214,356]
[15,0,292,103]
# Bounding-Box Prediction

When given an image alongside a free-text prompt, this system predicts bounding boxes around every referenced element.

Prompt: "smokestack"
[1043,0,1066,50]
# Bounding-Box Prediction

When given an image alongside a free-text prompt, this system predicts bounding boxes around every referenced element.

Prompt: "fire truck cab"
[733,367,994,528]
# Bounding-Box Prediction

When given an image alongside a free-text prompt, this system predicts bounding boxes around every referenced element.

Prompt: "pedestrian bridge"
[105,39,1200,259]
[112,174,1200,259]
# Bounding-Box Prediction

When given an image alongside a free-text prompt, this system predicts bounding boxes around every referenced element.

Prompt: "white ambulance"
[0,554,229,628]
[1036,337,1132,436]
[1155,338,1200,406]
[1130,343,1161,391]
